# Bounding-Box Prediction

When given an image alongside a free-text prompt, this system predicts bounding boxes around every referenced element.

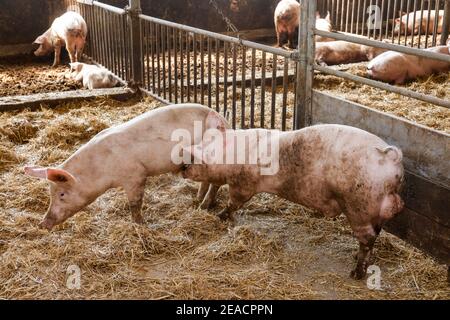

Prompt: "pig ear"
[33,35,45,45]
[46,168,77,184]
[24,166,76,184]
[325,11,331,21]
[316,11,321,19]
[205,111,227,132]
[24,166,48,179]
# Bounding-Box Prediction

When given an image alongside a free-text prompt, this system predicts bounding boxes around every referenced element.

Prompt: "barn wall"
[0,0,279,56]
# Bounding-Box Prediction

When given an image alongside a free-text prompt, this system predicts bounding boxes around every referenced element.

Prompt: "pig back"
[89,104,216,176]
[52,12,87,39]
[278,125,403,211]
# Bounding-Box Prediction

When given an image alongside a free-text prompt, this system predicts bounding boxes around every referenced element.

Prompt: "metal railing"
[318,0,450,48]
[67,0,449,128]
[138,14,298,130]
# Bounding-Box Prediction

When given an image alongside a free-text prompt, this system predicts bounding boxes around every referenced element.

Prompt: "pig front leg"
[218,185,255,221]
[124,180,146,224]
[199,184,220,210]
[197,182,210,201]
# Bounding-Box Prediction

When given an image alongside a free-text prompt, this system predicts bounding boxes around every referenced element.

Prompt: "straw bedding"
[0,97,448,299]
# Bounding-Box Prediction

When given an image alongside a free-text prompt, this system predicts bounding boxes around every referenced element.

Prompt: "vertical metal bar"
[356,0,362,34]
[433,0,441,46]
[232,44,237,129]
[295,0,315,129]
[441,0,450,45]
[386,0,392,41]
[367,0,373,38]
[186,32,191,102]
[404,0,411,46]
[340,0,345,31]
[380,0,386,40]
[174,28,179,104]
[271,54,277,130]
[207,37,212,109]
[350,0,356,34]
[362,0,368,36]
[144,20,149,89]
[424,0,432,48]
[156,24,161,96]
[108,11,113,71]
[260,51,266,129]
[345,0,350,33]
[241,47,246,128]
[162,25,167,99]
[200,35,205,105]
[417,0,425,48]
[180,30,185,103]
[215,39,220,113]
[193,33,198,103]
[223,42,228,118]
[151,22,156,93]
[168,26,172,102]
[282,59,289,131]
[250,48,256,128]
[129,0,143,86]
[411,0,418,47]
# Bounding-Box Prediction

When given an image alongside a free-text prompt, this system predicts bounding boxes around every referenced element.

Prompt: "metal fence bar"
[232,44,237,129]
[139,14,291,58]
[314,64,450,109]
[241,47,246,128]
[314,29,450,62]
[207,37,212,109]
[261,51,266,128]
[215,39,220,112]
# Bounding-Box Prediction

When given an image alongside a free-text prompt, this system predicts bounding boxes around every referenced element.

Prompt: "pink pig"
[182,120,404,279]
[394,10,444,35]
[24,104,227,231]
[367,44,450,84]
[274,0,332,48]
[34,11,87,66]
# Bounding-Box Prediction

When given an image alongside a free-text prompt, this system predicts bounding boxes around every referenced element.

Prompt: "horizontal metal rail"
[314,64,450,109]
[139,14,293,58]
[314,29,450,63]
[91,1,126,15]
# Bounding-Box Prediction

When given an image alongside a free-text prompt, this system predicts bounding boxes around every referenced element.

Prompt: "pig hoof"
[218,211,230,221]
[350,268,366,280]
[132,214,144,224]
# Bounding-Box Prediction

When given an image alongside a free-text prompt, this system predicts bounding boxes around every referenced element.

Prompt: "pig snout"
[39,215,58,231]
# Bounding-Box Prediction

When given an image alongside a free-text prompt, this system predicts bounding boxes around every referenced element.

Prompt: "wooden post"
[294,0,316,129]
[128,0,143,88]
[441,0,450,45]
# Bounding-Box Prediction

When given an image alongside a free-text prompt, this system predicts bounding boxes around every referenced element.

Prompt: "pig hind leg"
[76,38,85,62]
[350,225,379,280]
[53,45,62,67]
[218,185,255,221]
[65,39,78,64]
[124,179,147,224]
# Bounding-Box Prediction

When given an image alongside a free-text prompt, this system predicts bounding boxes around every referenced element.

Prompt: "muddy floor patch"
[0,55,82,97]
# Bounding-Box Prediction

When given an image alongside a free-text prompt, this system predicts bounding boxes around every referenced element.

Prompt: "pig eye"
[60,193,65,198]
